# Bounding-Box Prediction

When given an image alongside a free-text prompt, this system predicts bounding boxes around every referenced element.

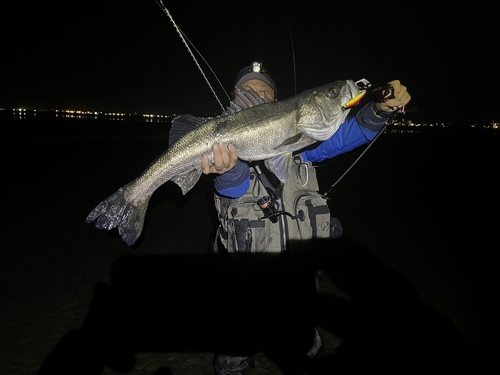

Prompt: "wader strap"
[305,199,330,238]
[253,163,280,198]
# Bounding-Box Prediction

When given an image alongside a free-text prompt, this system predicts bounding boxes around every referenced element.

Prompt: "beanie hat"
[231,62,277,99]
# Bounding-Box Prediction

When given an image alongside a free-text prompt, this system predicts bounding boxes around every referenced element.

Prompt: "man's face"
[241,79,276,101]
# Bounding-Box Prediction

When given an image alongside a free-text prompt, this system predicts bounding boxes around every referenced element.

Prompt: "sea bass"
[86,79,363,245]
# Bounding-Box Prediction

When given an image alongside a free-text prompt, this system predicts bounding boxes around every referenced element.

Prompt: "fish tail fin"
[86,185,149,246]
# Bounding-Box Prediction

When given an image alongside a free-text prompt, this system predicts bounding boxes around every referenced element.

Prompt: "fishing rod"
[154,0,230,111]
[153,2,400,197]
[155,2,298,107]
[155,1,298,108]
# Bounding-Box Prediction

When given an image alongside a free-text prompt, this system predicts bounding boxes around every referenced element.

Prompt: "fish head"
[297,80,361,140]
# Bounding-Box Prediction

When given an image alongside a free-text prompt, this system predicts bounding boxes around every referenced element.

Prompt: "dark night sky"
[2,1,498,124]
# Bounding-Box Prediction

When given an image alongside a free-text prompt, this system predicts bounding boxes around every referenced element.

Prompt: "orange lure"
[343,90,367,109]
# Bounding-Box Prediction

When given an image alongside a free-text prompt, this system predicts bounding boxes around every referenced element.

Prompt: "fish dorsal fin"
[169,114,209,148]
[221,85,271,116]
[265,154,293,183]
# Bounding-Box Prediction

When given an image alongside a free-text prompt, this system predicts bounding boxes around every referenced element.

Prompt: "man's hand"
[202,143,239,175]
[374,79,411,113]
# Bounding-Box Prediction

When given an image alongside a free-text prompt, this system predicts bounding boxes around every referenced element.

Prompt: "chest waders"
[214,155,333,253]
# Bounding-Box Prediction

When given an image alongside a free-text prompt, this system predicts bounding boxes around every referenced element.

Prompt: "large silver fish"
[86,79,363,245]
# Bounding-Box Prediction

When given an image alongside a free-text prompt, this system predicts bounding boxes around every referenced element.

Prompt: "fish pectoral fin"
[265,154,292,183]
[276,133,307,148]
[172,168,203,195]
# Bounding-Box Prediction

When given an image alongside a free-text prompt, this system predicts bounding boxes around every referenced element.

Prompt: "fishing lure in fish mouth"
[343,78,405,114]
[343,78,371,109]
[344,90,367,109]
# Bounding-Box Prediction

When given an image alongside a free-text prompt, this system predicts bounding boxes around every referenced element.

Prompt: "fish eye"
[330,88,339,97]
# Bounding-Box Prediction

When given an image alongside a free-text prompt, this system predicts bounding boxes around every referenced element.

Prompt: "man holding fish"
[201,61,411,374]
[203,61,410,253]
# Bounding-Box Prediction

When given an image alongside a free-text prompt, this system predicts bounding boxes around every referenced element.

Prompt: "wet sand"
[1,120,498,374]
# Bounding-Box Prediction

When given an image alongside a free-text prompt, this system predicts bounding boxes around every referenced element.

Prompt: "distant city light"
[1,107,498,130]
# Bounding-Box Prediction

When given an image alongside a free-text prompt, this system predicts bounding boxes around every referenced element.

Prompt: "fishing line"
[286,16,297,95]
[320,122,389,197]
[154,0,229,111]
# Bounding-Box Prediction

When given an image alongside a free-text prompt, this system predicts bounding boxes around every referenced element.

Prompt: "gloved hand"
[373,79,411,115]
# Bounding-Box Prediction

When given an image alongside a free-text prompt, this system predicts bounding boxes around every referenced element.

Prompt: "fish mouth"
[343,80,364,109]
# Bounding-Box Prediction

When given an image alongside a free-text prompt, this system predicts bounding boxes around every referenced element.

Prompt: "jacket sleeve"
[213,161,251,198]
[302,102,388,163]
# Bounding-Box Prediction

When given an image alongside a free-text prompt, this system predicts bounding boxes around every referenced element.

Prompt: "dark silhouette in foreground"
[37,237,477,374]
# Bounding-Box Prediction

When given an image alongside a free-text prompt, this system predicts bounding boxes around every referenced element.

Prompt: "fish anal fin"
[172,168,203,195]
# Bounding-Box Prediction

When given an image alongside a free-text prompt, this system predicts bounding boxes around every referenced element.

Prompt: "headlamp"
[251,62,262,73]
